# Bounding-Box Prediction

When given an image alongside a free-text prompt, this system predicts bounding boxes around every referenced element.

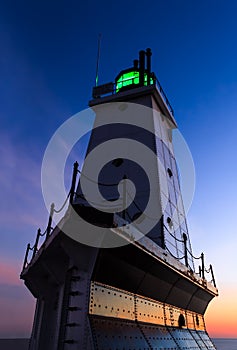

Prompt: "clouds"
[0,283,34,338]
[1,0,237,339]
[0,131,46,231]
[206,284,237,337]
[0,97,91,336]
[0,259,22,286]
[0,130,49,275]
[0,258,35,337]
[0,113,90,337]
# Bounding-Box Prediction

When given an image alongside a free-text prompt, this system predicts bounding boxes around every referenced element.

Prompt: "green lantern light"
[116,70,154,92]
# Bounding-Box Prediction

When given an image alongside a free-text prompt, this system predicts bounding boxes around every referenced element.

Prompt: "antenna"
[95,33,102,86]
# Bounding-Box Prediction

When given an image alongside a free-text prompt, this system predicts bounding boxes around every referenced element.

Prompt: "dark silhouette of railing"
[22,162,79,271]
[92,73,174,117]
[153,75,174,116]
[21,161,216,289]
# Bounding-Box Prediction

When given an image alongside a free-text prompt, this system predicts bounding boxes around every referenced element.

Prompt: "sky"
[0,0,237,339]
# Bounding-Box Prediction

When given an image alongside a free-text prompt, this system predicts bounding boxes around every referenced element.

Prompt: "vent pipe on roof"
[139,50,145,86]
[133,59,139,70]
[146,48,152,85]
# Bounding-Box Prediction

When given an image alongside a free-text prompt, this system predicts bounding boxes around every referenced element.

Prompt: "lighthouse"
[21,49,218,349]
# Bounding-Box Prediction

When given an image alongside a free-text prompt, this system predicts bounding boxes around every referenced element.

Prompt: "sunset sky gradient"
[1,0,237,338]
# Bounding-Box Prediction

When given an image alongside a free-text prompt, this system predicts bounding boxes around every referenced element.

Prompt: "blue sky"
[1,0,237,337]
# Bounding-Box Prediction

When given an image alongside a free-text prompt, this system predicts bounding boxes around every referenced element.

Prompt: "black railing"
[153,75,174,117]
[21,162,79,271]
[92,73,174,117]
[21,161,216,289]
[22,228,47,271]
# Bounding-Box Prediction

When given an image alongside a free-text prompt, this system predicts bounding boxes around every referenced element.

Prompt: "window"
[178,314,186,328]
[167,168,173,177]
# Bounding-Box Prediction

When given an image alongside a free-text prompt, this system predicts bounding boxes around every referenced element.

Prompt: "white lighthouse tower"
[21,49,218,350]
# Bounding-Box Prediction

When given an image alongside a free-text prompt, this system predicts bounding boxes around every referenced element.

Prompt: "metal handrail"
[21,162,79,271]
[92,73,174,117]
[153,74,174,116]
[21,160,216,289]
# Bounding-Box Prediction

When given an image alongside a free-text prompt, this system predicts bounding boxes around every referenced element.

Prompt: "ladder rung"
[65,322,80,327]
[68,306,81,311]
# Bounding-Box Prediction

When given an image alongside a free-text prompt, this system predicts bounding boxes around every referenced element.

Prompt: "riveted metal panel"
[90,281,206,332]
[135,295,165,325]
[169,328,200,349]
[164,304,186,328]
[93,244,217,315]
[89,282,135,321]
[190,330,209,349]
[197,331,216,349]
[186,311,205,331]
[186,311,195,329]
[60,267,94,350]
[140,324,178,349]
[196,314,205,331]
[90,315,215,350]
[90,316,148,349]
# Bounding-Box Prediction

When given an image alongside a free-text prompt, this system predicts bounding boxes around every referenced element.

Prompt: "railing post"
[46,203,55,239]
[201,252,205,280]
[32,229,41,259]
[22,243,31,271]
[210,264,216,288]
[199,265,202,278]
[183,233,188,267]
[70,161,79,204]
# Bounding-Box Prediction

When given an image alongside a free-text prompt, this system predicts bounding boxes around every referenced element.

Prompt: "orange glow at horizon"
[205,285,237,338]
